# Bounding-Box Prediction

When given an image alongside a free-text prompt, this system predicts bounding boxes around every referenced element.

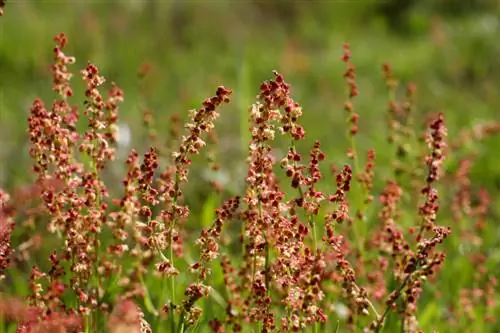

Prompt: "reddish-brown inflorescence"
[358,149,376,205]
[418,113,448,238]
[452,158,472,222]
[241,72,289,330]
[152,85,232,330]
[382,63,419,183]
[342,43,359,146]
[238,71,332,331]
[0,189,13,280]
[7,29,500,333]
[176,196,241,325]
[25,32,128,323]
[371,113,451,332]
[323,164,376,323]
[368,178,410,308]
[326,165,352,225]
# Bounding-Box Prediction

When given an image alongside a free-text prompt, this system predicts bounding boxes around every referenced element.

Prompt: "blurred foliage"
[1,1,500,191]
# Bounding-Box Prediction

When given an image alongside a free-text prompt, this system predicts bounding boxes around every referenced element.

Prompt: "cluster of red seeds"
[3,31,499,333]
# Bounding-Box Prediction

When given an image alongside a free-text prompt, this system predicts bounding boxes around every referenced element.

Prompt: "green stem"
[170,308,176,333]
[169,228,176,304]
[176,310,186,333]
[169,226,177,333]
[91,160,103,328]
[0,314,4,333]
[309,215,318,333]
[139,272,157,315]
[84,315,91,333]
[374,273,412,333]
[313,322,318,333]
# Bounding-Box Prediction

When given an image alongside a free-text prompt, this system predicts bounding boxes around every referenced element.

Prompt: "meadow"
[0,1,499,332]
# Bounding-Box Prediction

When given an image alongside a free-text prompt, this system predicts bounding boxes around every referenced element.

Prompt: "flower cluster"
[0,189,13,280]
[370,113,451,332]
[4,33,498,333]
[24,33,132,325]
[342,43,360,142]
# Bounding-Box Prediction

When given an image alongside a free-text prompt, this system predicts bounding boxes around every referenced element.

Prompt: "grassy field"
[1,1,500,332]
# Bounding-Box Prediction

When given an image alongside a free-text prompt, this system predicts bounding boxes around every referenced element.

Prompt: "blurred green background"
[1,1,500,331]
[1,0,500,193]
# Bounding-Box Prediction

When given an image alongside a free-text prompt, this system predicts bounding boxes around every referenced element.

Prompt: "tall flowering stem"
[239,71,328,332]
[176,196,240,332]
[341,44,371,255]
[26,32,124,331]
[382,63,419,195]
[324,165,379,325]
[371,113,451,332]
[242,73,285,331]
[155,86,231,331]
[5,30,498,333]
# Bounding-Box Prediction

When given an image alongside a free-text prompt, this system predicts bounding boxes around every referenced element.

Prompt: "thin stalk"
[84,315,91,333]
[374,273,412,333]
[264,233,270,296]
[385,78,398,182]
[347,126,366,257]
[167,172,181,332]
[309,215,319,333]
[138,272,157,316]
[170,303,176,333]
[169,231,176,302]
[90,160,103,328]
[177,310,186,333]
[259,199,270,296]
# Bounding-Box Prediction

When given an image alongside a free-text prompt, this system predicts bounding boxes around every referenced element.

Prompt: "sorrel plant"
[0,32,499,333]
